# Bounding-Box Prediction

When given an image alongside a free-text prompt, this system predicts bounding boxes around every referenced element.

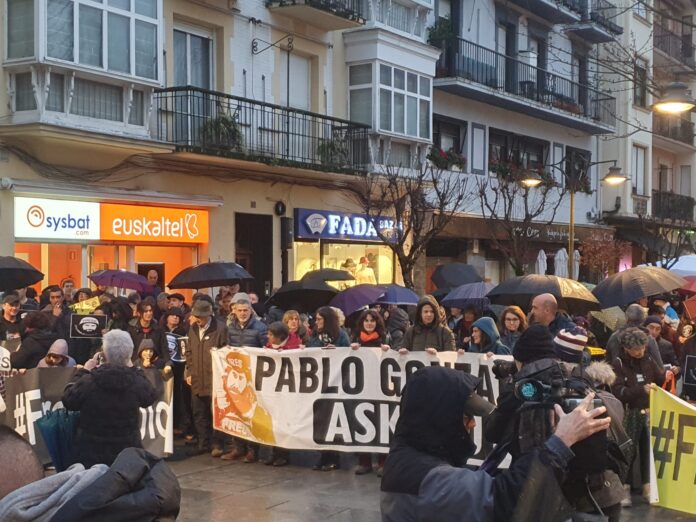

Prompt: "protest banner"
[211,347,511,462]
[649,385,696,514]
[1,368,174,463]
[69,314,107,338]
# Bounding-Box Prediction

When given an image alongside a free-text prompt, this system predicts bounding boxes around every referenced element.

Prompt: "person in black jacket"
[10,311,57,369]
[62,330,157,468]
[128,299,171,371]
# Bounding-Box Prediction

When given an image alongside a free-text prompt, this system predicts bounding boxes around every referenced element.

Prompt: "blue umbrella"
[329,284,386,316]
[441,282,494,309]
[36,408,80,471]
[375,284,419,305]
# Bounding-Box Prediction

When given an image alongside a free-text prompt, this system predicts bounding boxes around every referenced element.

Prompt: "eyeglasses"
[505,317,521,322]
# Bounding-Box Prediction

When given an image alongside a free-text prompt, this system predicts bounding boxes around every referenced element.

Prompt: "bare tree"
[348,165,471,289]
[637,214,695,269]
[580,231,631,281]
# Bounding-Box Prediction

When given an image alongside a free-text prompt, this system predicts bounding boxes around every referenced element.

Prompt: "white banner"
[212,347,512,457]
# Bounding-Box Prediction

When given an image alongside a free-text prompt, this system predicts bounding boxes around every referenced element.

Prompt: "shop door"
[235,213,273,298]
[137,262,165,291]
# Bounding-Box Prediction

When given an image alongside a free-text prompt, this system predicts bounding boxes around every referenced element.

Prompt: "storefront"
[13,196,210,292]
[293,208,402,285]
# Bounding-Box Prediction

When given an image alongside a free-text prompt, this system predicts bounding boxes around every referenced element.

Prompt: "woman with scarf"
[350,309,391,475]
[282,310,309,349]
[307,306,350,471]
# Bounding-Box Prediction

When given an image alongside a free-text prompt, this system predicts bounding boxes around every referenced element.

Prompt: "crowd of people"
[1,272,695,521]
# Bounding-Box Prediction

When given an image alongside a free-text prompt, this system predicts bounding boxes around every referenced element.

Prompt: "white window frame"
[172,22,216,89]
[632,144,647,196]
[347,62,375,128]
[375,62,431,141]
[5,0,163,85]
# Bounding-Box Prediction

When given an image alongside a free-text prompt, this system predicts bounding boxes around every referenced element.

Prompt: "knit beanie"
[553,326,588,364]
[512,324,556,363]
[643,315,662,328]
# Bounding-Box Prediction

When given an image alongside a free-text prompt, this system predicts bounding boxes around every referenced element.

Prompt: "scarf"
[360,331,381,343]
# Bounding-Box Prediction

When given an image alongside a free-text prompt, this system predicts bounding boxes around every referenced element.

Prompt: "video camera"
[491,359,517,380]
[514,376,603,413]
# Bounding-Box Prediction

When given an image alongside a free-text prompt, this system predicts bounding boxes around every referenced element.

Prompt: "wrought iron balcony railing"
[653,114,695,146]
[654,26,695,66]
[586,0,622,34]
[154,86,370,173]
[652,190,695,221]
[436,37,616,127]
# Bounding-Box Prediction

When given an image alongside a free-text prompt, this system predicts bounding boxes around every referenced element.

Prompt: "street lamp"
[652,82,696,114]
[522,160,626,279]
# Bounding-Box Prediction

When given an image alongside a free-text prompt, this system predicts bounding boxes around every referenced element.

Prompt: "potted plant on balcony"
[427,16,454,49]
[200,112,243,152]
[317,137,350,167]
[427,146,467,171]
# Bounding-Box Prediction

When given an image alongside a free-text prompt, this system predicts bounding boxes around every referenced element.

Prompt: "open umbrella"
[329,284,386,316]
[441,282,494,310]
[375,284,419,306]
[88,269,149,292]
[168,262,253,289]
[589,307,626,331]
[301,268,355,282]
[487,274,600,315]
[431,263,482,289]
[266,279,338,314]
[591,266,686,309]
[0,256,44,291]
[679,275,696,294]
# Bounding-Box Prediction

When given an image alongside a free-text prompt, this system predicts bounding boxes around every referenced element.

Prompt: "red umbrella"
[680,275,696,294]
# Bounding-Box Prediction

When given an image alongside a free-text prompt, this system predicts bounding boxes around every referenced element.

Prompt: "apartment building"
[0,0,434,295]
[601,0,696,267]
[423,0,622,284]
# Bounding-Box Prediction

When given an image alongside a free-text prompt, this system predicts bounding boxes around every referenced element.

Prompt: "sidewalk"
[169,445,691,522]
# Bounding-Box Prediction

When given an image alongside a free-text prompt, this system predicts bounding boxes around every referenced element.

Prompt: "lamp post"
[521,161,627,280]
[651,82,696,115]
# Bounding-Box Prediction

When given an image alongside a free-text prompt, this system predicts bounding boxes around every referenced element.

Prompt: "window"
[46,73,65,111]
[633,0,648,19]
[15,73,37,111]
[174,29,213,89]
[7,0,34,59]
[632,144,647,196]
[634,59,647,108]
[37,0,160,80]
[70,78,124,121]
[489,128,548,171]
[355,62,430,139]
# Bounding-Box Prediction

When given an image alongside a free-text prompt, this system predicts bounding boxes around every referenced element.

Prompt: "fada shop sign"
[295,208,401,243]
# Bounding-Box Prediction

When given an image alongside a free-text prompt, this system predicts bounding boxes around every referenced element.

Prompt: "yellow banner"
[649,386,696,514]
[69,296,100,315]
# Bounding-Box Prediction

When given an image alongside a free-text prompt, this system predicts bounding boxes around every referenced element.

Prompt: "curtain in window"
[394,93,404,133]
[47,0,74,61]
[15,73,37,111]
[46,73,65,111]
[129,90,144,125]
[79,5,103,66]
[350,89,372,126]
[173,30,188,86]
[8,0,35,59]
[108,13,130,73]
[419,99,429,138]
[135,0,157,17]
[189,34,211,89]
[70,78,123,121]
[380,89,391,131]
[406,96,417,136]
[135,21,157,79]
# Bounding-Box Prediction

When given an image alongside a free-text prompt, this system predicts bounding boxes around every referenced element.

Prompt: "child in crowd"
[136,339,166,370]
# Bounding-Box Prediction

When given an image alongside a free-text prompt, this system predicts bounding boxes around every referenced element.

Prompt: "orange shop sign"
[100,203,209,244]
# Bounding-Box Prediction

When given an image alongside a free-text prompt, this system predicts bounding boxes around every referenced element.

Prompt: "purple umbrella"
[88,269,150,293]
[329,284,386,317]
[441,282,494,310]
[375,284,419,305]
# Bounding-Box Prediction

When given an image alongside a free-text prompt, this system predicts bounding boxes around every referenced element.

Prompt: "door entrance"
[235,213,274,298]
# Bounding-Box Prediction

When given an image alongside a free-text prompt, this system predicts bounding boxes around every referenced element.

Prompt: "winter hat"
[553,326,588,364]
[512,324,556,363]
[164,307,183,320]
[138,338,156,355]
[191,299,213,318]
[643,315,662,328]
[231,292,251,305]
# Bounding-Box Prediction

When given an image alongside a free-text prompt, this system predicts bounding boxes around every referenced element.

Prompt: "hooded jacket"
[468,317,511,355]
[399,296,455,352]
[128,320,171,365]
[10,329,58,369]
[380,366,575,522]
[37,339,76,368]
[62,365,158,468]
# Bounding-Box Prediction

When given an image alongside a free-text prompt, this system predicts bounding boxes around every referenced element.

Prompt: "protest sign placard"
[212,347,510,461]
[69,314,107,338]
[650,385,696,514]
[1,368,173,463]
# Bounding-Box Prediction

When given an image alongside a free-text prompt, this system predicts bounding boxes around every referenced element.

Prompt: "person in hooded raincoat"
[399,296,455,353]
[468,316,511,356]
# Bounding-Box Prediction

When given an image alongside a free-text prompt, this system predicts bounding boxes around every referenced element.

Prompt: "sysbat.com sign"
[14,197,101,240]
[14,197,208,244]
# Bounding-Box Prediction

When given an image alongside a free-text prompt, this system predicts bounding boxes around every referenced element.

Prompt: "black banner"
[69,314,107,338]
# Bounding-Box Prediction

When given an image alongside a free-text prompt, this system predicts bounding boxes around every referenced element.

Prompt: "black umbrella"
[591,266,686,309]
[487,274,600,315]
[301,268,355,282]
[0,256,44,291]
[168,262,254,289]
[431,263,482,289]
[266,279,338,314]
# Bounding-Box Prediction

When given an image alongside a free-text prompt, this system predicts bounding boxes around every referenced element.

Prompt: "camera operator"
[485,325,627,521]
[381,366,611,522]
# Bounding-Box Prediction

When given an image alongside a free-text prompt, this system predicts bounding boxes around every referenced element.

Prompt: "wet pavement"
[168,443,693,522]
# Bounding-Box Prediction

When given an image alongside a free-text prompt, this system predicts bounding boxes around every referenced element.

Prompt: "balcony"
[652,190,695,222]
[434,38,616,134]
[265,0,365,30]
[565,0,623,43]
[154,86,370,173]
[506,0,582,24]
[654,27,695,68]
[653,114,695,148]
